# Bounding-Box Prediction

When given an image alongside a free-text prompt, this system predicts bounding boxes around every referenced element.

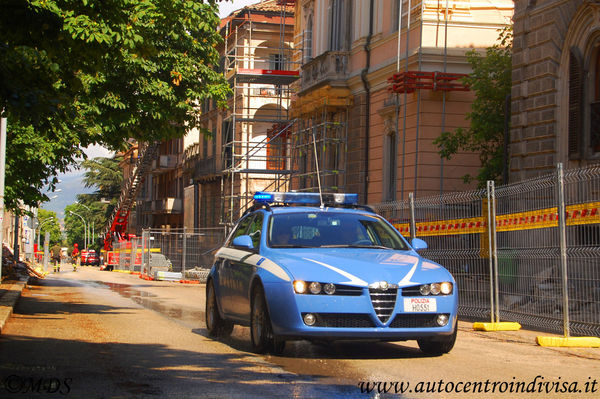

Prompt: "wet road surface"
[1,267,599,398]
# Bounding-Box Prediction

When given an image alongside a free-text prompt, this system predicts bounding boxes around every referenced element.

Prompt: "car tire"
[205,281,234,337]
[417,324,457,355]
[251,285,285,354]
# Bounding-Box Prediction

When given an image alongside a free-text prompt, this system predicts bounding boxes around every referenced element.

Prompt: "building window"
[383,129,397,202]
[393,0,401,31]
[590,46,600,154]
[568,48,583,159]
[304,15,313,63]
[328,0,348,51]
[269,53,287,70]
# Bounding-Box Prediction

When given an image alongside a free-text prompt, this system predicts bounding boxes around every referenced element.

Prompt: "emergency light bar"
[254,192,359,206]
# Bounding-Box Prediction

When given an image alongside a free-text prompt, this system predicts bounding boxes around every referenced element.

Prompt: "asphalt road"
[0,267,599,398]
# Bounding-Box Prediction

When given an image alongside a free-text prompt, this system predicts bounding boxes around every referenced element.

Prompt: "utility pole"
[0,115,7,280]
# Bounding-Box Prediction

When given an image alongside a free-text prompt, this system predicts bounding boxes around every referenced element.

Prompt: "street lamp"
[36,217,57,260]
[76,202,93,248]
[68,210,87,250]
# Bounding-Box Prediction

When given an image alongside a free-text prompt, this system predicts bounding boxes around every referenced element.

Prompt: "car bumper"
[264,283,457,340]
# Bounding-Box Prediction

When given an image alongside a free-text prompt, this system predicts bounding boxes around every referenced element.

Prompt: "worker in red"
[71,243,80,272]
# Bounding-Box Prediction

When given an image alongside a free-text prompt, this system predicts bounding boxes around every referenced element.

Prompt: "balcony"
[152,198,182,214]
[299,51,349,94]
[152,154,180,173]
[193,157,219,181]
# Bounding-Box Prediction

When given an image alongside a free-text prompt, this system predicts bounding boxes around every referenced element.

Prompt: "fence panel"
[562,165,600,336]
[372,164,600,336]
[494,172,563,333]
[142,228,227,277]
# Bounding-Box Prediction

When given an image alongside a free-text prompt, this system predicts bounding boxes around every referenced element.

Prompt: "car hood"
[265,248,453,287]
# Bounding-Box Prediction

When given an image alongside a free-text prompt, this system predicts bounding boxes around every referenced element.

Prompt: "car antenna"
[311,128,324,208]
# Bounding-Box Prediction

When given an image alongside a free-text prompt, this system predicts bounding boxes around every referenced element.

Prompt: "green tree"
[36,208,62,246]
[434,27,512,186]
[75,155,124,249]
[64,203,87,249]
[1,0,230,211]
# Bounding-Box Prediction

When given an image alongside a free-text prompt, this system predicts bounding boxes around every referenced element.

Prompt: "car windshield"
[267,211,409,250]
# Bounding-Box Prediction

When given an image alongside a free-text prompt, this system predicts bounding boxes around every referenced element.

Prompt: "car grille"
[308,313,375,328]
[401,286,424,296]
[369,288,397,323]
[334,285,363,296]
[389,313,448,328]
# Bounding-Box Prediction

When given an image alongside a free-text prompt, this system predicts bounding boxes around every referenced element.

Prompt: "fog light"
[420,284,431,296]
[430,283,441,295]
[436,314,449,327]
[303,313,316,326]
[309,281,322,294]
[323,283,336,295]
[294,280,307,294]
[440,282,453,295]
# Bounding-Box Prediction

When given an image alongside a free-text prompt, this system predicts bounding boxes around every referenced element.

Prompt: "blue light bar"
[253,192,359,206]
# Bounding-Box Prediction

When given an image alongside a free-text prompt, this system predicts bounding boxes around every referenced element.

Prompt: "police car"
[206,192,457,355]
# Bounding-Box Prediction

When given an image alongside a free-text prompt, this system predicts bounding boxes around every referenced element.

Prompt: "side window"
[227,215,254,247]
[247,213,264,248]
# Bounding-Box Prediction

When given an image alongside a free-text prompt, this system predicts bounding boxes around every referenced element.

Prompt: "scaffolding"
[291,103,348,193]
[220,2,299,226]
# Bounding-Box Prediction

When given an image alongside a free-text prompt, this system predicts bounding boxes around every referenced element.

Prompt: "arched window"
[328,0,348,51]
[591,46,600,153]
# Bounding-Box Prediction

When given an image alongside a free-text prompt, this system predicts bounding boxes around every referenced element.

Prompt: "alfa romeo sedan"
[206,192,457,355]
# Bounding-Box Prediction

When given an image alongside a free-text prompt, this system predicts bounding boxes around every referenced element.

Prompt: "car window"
[268,212,408,250]
[227,214,254,247]
[247,213,263,248]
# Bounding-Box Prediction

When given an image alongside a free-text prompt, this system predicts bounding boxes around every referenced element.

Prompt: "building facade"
[184,0,296,227]
[511,0,600,181]
[292,0,513,202]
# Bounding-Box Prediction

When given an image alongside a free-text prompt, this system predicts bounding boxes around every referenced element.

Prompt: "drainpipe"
[360,0,374,204]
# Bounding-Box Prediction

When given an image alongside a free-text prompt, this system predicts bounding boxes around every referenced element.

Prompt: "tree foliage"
[1,0,230,210]
[36,208,62,246]
[64,155,123,249]
[434,27,512,186]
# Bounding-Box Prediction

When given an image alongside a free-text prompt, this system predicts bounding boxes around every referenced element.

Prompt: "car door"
[218,214,254,317]
[229,212,263,320]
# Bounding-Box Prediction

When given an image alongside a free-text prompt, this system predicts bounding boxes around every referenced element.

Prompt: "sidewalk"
[0,276,29,334]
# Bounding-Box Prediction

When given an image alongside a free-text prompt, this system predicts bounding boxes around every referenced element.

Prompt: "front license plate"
[404,297,437,312]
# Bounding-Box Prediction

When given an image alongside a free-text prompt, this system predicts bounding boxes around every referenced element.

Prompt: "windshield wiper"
[319,244,394,250]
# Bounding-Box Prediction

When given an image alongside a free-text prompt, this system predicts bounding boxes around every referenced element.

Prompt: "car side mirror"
[411,238,428,251]
[233,235,254,250]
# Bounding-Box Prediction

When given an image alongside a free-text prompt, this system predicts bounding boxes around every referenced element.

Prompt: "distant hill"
[41,170,95,219]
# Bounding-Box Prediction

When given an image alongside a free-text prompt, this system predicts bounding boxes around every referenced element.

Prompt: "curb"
[0,277,29,335]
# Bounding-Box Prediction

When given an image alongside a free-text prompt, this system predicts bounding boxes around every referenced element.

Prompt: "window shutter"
[568,49,583,159]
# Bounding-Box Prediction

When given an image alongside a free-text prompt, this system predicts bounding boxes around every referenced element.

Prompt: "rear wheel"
[417,325,457,355]
[206,281,233,337]
[251,285,285,354]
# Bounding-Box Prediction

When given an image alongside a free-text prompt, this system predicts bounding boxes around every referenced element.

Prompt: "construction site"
[100,0,514,253]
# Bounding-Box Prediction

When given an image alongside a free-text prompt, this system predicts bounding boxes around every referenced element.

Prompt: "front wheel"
[206,281,234,337]
[251,285,285,354]
[417,325,457,355]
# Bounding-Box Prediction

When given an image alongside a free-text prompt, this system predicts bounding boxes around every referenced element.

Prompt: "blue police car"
[206,192,457,355]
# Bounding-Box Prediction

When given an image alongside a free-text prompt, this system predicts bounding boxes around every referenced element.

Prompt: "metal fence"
[112,228,227,279]
[371,163,600,336]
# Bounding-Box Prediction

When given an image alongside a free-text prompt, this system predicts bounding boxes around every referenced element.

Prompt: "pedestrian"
[71,243,80,272]
[51,243,61,273]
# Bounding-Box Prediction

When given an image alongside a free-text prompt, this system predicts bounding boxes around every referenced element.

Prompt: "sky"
[43,1,263,219]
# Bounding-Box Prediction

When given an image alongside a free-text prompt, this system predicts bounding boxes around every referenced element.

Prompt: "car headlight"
[293,280,307,294]
[419,282,453,295]
[309,281,322,294]
[294,281,337,295]
[323,283,336,295]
